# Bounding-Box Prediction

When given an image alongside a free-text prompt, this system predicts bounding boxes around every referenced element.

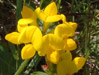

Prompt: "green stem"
[57,0,61,11]
[16,0,22,22]
[16,60,19,70]
[14,59,30,75]
[24,53,42,74]
[40,0,44,8]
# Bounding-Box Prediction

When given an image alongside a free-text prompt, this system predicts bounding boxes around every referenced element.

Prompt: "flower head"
[57,51,86,75]
[5,26,42,59]
[38,2,63,32]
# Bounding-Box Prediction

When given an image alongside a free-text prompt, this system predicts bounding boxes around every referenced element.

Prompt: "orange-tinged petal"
[54,24,75,38]
[73,57,86,70]
[46,15,62,22]
[21,44,36,59]
[5,32,20,44]
[22,6,34,18]
[64,38,77,51]
[44,2,57,16]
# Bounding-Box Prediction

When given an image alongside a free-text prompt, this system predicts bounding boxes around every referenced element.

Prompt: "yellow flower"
[38,2,62,33]
[17,6,41,32]
[63,38,77,51]
[57,51,86,75]
[5,32,20,44]
[61,14,77,31]
[38,34,65,64]
[54,22,77,51]
[54,23,75,39]
[5,26,42,59]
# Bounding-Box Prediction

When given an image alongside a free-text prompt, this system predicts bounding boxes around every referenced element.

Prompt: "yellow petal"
[57,60,78,75]
[44,2,57,16]
[21,44,36,59]
[46,15,62,22]
[5,32,20,44]
[37,34,50,56]
[54,24,75,38]
[64,38,77,51]
[69,22,77,30]
[32,26,42,50]
[38,34,64,56]
[38,10,47,21]
[61,14,66,23]
[35,7,40,14]
[35,7,47,21]
[22,6,34,18]
[73,57,86,70]
[47,50,60,64]
[18,18,34,25]
[57,51,78,75]
[18,26,36,43]
[18,26,42,50]
[17,18,34,32]
[60,51,72,61]
[47,34,65,50]
[50,51,60,64]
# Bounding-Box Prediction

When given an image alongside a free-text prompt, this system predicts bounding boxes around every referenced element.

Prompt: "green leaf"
[31,71,48,75]
[0,43,16,75]
[24,53,42,75]
[16,0,22,22]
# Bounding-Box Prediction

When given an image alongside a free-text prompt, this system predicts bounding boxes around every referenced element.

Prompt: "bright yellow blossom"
[54,24,77,51]
[5,2,85,75]
[54,24,75,39]
[38,34,65,64]
[5,26,42,59]
[57,51,86,75]
[38,2,62,33]
[63,38,77,51]
[17,6,41,32]
[61,14,78,31]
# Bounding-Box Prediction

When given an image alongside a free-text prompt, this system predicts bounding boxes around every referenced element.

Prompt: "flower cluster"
[5,2,86,75]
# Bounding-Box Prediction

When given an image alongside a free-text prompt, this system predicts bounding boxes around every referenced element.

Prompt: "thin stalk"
[23,0,26,5]
[14,59,30,75]
[16,0,22,22]
[40,0,44,8]
[16,60,19,70]
[57,0,61,11]
[24,53,42,74]
[8,0,16,9]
